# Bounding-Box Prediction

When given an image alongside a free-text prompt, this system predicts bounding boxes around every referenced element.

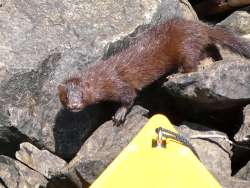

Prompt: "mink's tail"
[208,26,250,59]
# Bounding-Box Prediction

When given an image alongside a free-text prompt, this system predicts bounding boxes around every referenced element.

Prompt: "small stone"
[16,142,67,179]
[234,105,250,142]
[0,155,48,188]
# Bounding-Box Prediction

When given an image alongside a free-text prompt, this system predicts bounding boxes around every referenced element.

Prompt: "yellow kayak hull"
[90,114,221,188]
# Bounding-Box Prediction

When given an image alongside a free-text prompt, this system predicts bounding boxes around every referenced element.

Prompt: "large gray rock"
[164,60,250,114]
[177,122,250,188]
[234,104,250,142]
[66,105,149,184]
[217,6,250,60]
[0,155,48,188]
[218,6,250,35]
[178,122,232,178]
[15,142,67,179]
[0,0,197,160]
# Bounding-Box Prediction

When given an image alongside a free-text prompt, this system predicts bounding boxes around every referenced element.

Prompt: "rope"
[155,127,200,159]
[155,128,250,160]
[190,134,250,151]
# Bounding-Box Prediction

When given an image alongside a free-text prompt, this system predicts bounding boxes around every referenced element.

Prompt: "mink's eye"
[81,92,84,101]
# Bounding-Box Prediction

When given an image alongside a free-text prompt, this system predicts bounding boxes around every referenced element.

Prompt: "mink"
[58,18,250,126]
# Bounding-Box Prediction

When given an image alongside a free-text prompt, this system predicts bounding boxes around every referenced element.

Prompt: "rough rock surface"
[0,122,30,157]
[219,176,250,188]
[178,122,232,178]
[0,155,48,188]
[164,60,250,116]
[235,159,250,181]
[66,105,149,184]
[15,142,67,179]
[4,1,250,187]
[0,0,197,160]
[218,6,250,35]
[177,122,250,188]
[0,183,5,188]
[234,105,250,142]
[217,6,250,60]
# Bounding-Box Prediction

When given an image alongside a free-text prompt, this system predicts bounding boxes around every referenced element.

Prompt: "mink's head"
[58,78,87,112]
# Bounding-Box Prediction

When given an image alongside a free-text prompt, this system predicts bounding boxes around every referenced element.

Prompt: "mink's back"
[87,18,211,90]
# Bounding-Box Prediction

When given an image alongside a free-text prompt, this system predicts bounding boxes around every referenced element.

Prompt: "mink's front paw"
[112,106,128,126]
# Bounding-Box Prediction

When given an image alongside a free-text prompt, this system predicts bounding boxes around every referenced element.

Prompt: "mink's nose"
[71,103,79,108]
[69,103,82,112]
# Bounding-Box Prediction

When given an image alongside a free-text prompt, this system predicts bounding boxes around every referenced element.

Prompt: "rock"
[0,182,6,188]
[231,104,250,185]
[0,120,30,158]
[15,142,67,179]
[228,0,250,7]
[163,60,250,123]
[234,105,250,142]
[177,122,232,178]
[219,176,250,188]
[66,105,149,184]
[217,6,250,60]
[218,6,250,35]
[235,159,250,180]
[0,0,197,160]
[0,155,48,188]
[46,176,80,188]
[194,0,234,18]
[177,122,250,187]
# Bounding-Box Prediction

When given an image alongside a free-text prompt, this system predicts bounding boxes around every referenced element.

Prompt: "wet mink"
[58,18,250,126]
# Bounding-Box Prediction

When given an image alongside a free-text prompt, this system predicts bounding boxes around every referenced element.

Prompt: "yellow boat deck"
[90,114,221,188]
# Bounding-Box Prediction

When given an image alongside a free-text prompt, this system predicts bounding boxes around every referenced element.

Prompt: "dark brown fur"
[58,18,250,125]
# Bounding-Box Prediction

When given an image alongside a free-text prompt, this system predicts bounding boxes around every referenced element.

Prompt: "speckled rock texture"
[0,0,197,160]
[0,155,48,188]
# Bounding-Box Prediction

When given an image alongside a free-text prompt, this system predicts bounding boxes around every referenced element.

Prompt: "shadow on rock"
[53,103,116,161]
[47,175,81,188]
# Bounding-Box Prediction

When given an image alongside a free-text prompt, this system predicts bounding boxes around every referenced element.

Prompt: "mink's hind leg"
[179,43,222,73]
[112,86,137,126]
[180,51,202,73]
